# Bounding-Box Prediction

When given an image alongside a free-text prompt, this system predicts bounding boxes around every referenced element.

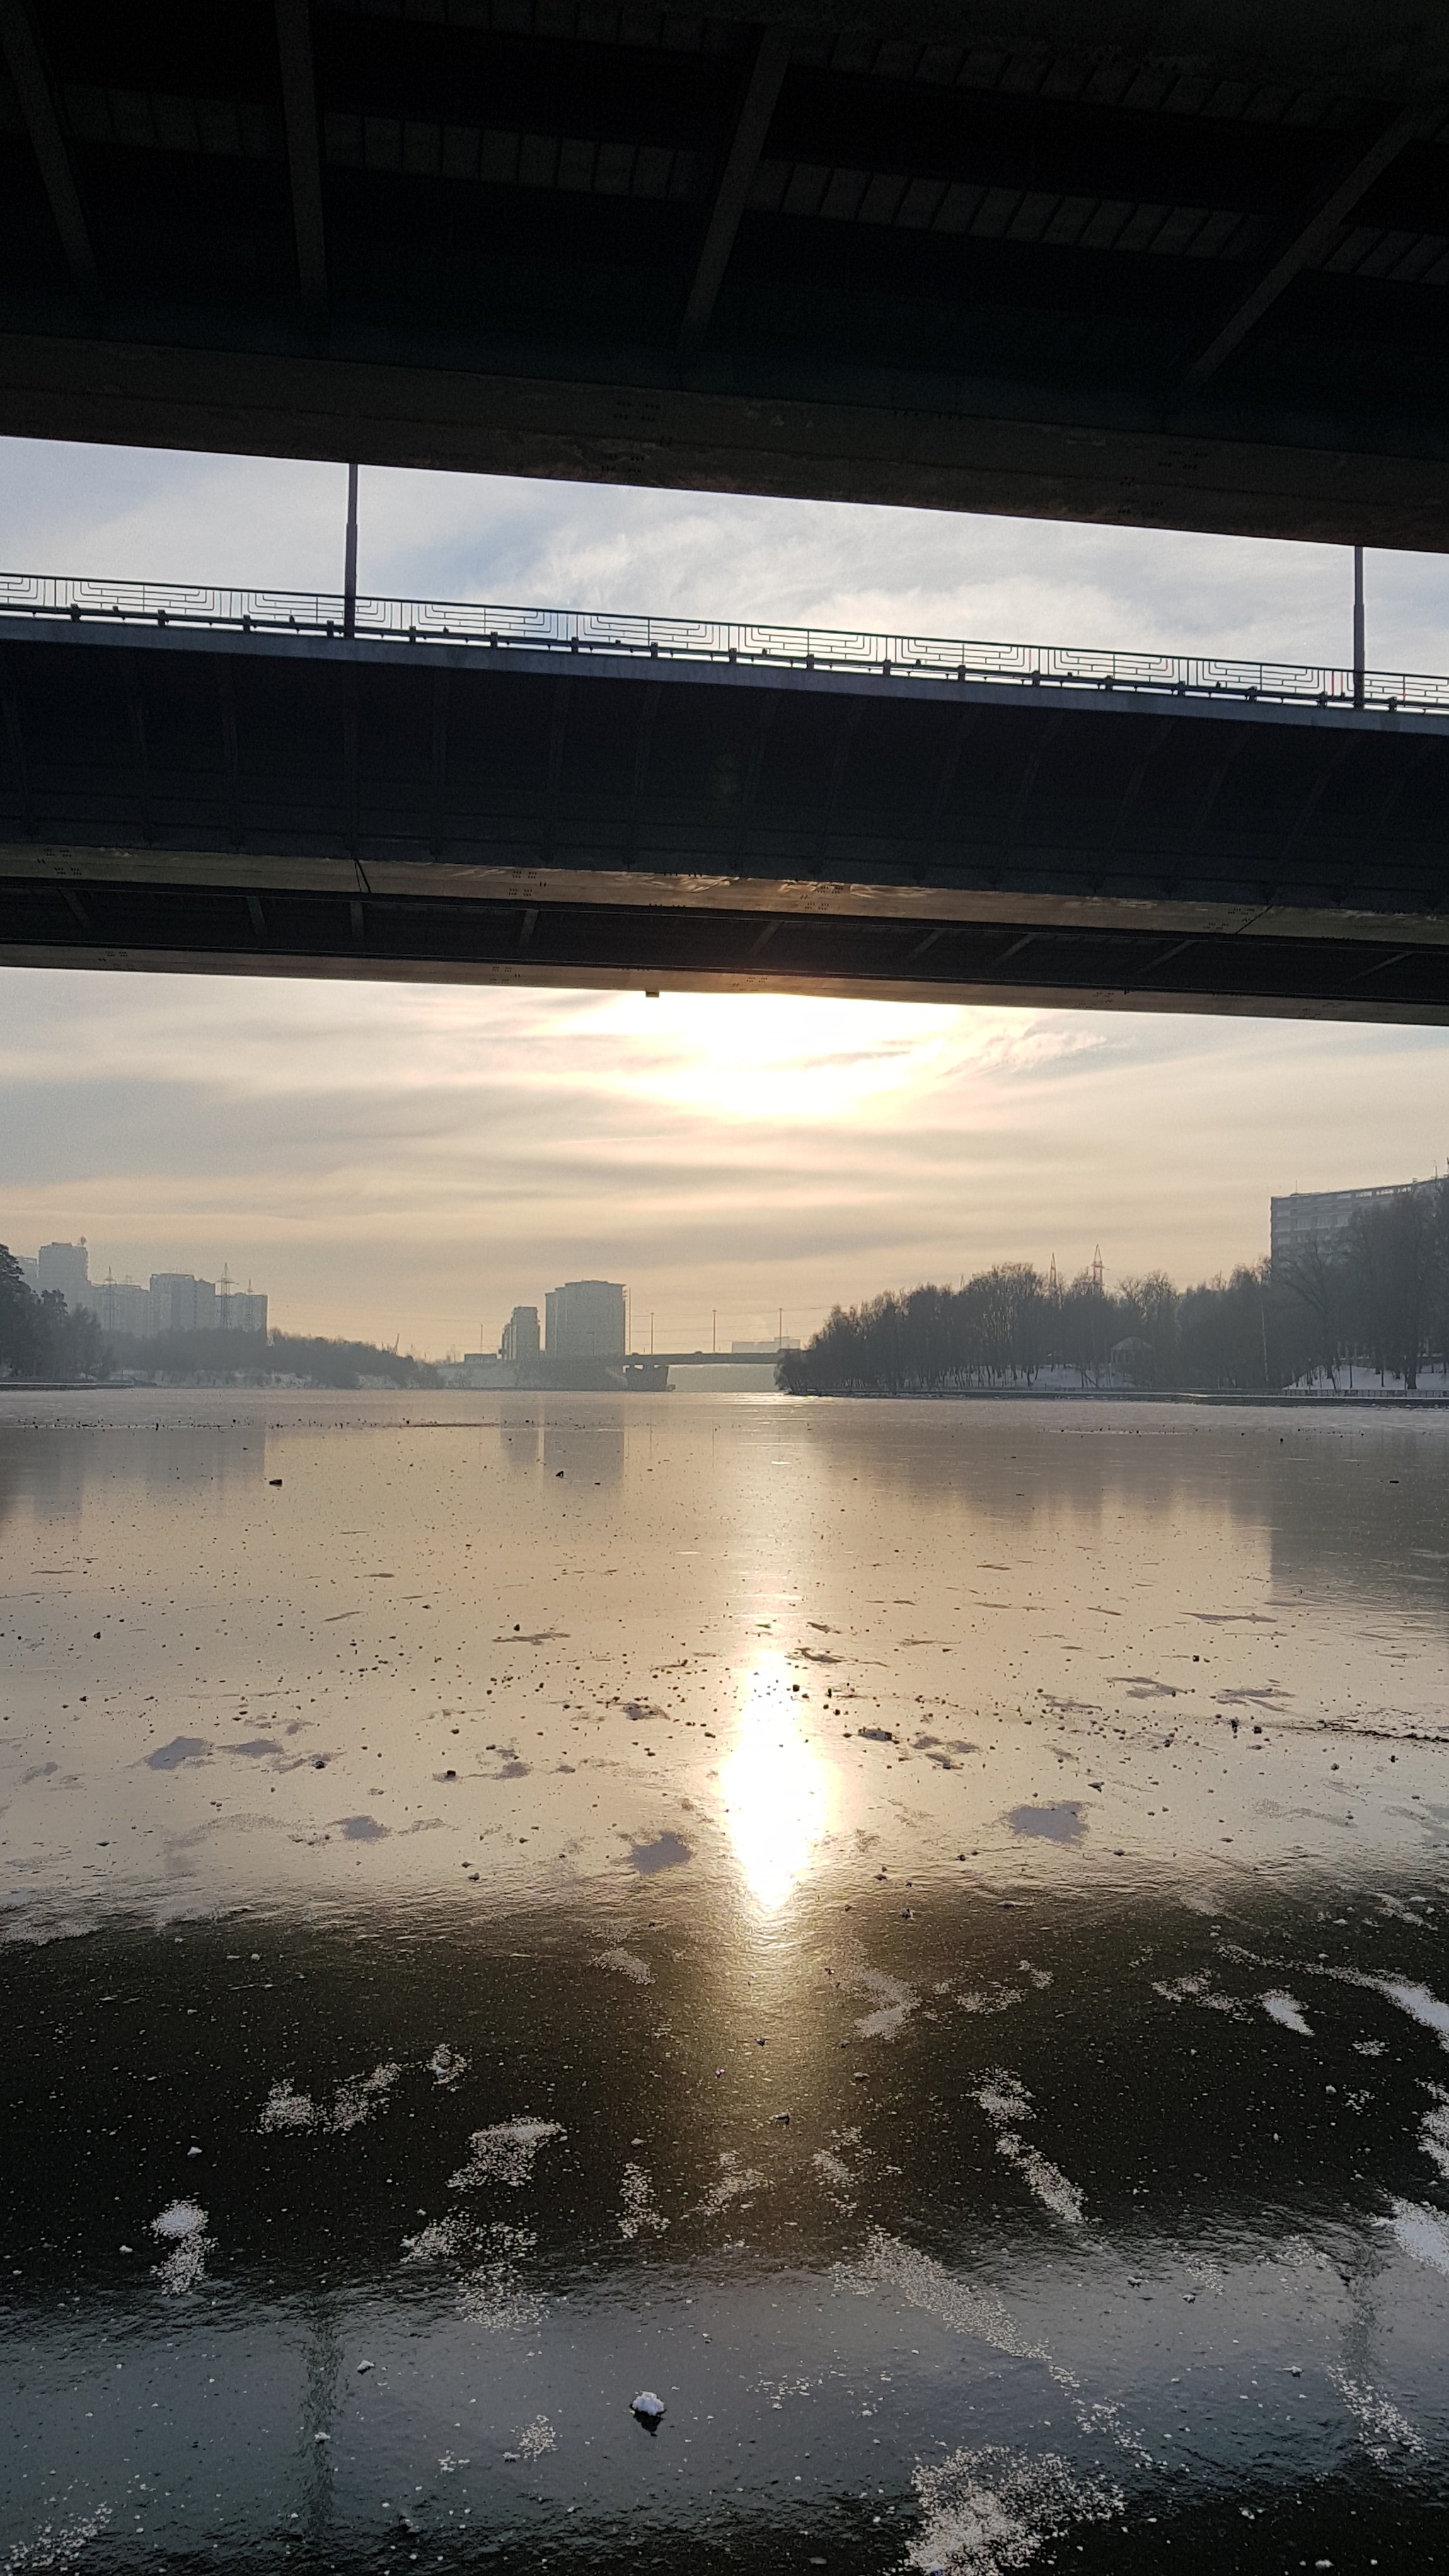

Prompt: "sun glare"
[721,1650,834,1910]
[604,991,965,1121]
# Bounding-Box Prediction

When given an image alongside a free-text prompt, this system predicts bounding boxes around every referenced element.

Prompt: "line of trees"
[0,1246,110,1380]
[97,1325,438,1389]
[778,1182,1449,1397]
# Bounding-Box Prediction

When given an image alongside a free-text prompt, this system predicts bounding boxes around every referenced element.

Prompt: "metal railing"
[0,571,1443,715]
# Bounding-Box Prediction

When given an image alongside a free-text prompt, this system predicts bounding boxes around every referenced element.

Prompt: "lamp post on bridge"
[343,463,359,640]
[1353,543,1365,710]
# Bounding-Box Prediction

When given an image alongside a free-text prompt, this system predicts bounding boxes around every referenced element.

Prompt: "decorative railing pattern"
[0,572,1440,715]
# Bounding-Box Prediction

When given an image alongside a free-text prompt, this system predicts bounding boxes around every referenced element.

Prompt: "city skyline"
[14,1237,267,1342]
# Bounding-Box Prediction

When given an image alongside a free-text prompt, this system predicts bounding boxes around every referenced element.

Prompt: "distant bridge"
[627,1348,787,1367]
[5,573,1449,1022]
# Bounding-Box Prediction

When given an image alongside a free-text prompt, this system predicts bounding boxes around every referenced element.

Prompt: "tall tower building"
[544,1280,625,1360]
[37,1240,89,1305]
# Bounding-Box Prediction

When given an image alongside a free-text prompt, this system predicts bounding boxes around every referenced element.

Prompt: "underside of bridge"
[1,1,1448,545]
[5,609,1449,1022]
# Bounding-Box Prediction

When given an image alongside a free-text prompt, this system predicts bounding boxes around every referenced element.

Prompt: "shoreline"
[783,1385,1449,1409]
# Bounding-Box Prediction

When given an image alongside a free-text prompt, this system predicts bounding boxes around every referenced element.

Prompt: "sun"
[601,990,968,1122]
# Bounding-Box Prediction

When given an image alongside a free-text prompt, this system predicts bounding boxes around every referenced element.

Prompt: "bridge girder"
[4,611,1449,1022]
[0,1,1447,545]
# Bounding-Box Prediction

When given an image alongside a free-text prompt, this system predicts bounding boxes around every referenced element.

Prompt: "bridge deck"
[4,578,1449,1022]
[1,2,1448,548]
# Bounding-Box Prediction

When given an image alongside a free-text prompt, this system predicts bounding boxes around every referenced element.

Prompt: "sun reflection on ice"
[722,1653,833,1910]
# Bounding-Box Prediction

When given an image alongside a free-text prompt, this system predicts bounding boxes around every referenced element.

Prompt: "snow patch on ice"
[332,2064,403,2132]
[428,2043,468,2089]
[1378,1980,1449,2047]
[904,2444,1121,2575]
[449,2118,565,2190]
[1260,1991,1313,2035]
[149,2199,212,2294]
[618,2161,668,2240]
[594,1946,654,1985]
[957,1982,1025,2018]
[1153,1971,1245,2019]
[457,2224,543,2330]
[258,2063,399,2134]
[1388,2195,1449,2273]
[1330,2369,1424,2466]
[4,2507,112,2572]
[849,1967,919,2041]
[973,2072,1032,2125]
[834,2229,1044,2362]
[971,2074,1087,2224]
[1419,2086,1449,2180]
[814,2147,860,2207]
[695,2149,767,2217]
[402,2214,471,2264]
[994,2133,1085,2226]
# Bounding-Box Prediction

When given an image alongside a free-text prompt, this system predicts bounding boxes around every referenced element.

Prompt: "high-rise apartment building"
[1270,1180,1430,1270]
[150,1273,217,1334]
[37,1240,89,1304]
[544,1280,625,1360]
[500,1305,541,1365]
[218,1290,267,1334]
[85,1278,156,1337]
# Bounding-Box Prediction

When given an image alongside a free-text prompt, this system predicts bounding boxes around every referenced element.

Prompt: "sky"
[4,435,1449,1356]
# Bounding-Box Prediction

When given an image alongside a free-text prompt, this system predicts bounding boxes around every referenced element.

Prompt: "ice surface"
[144,1737,210,1770]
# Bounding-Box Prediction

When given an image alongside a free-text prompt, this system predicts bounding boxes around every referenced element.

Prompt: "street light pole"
[1352,543,1365,710]
[343,462,359,639]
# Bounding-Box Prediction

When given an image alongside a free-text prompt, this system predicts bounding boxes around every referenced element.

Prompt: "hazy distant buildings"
[545,1280,625,1361]
[15,1238,268,1340]
[732,1335,799,1352]
[1271,1179,1430,1270]
[501,1304,541,1366]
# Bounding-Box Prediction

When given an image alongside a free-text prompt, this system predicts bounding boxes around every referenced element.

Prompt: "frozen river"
[3,1387,1449,2573]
